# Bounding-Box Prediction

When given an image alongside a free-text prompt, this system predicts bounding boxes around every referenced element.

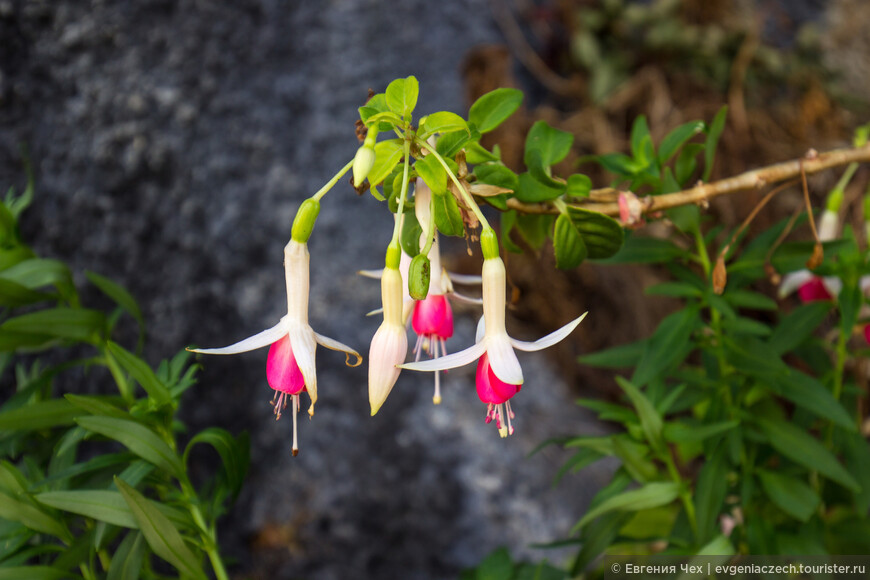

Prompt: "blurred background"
[0,0,866,578]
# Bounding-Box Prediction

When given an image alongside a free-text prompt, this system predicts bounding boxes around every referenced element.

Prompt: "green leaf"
[629,116,655,167]
[115,478,206,580]
[432,190,464,237]
[366,139,404,187]
[464,141,500,164]
[578,340,646,368]
[565,206,624,260]
[694,447,729,543]
[400,212,423,257]
[500,211,523,254]
[768,301,831,355]
[473,547,513,580]
[645,282,703,298]
[756,469,819,522]
[600,235,686,264]
[553,213,587,269]
[838,280,862,335]
[675,143,704,185]
[474,164,518,192]
[0,259,71,290]
[757,418,860,491]
[0,568,73,580]
[593,152,641,177]
[524,120,573,172]
[414,154,447,196]
[105,341,172,406]
[64,394,129,420]
[632,307,698,387]
[358,93,388,123]
[615,376,664,453]
[420,111,468,136]
[514,172,564,203]
[76,417,185,480]
[566,174,591,198]
[183,427,250,501]
[664,420,738,444]
[385,76,419,117]
[771,372,855,431]
[108,531,145,580]
[0,279,52,307]
[468,88,523,133]
[723,289,777,311]
[0,489,70,541]
[0,399,85,432]
[658,121,705,165]
[574,482,680,531]
[703,106,728,182]
[514,214,553,250]
[435,130,476,158]
[85,271,144,329]
[35,490,190,530]
[1,308,105,344]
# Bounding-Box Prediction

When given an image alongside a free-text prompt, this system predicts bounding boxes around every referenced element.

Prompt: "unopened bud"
[806,242,824,270]
[408,254,431,301]
[764,263,781,286]
[712,256,727,295]
[291,199,320,243]
[826,189,844,213]
[353,145,376,187]
[480,228,499,260]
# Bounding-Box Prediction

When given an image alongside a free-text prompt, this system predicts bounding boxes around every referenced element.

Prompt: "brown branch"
[504,144,870,217]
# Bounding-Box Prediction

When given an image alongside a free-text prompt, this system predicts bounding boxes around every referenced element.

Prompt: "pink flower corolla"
[401,252,586,437]
[191,239,361,456]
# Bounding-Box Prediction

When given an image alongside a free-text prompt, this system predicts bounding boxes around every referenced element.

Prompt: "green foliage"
[0,180,248,578]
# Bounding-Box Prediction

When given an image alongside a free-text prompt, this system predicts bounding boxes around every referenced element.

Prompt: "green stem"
[834,162,859,194]
[179,478,229,580]
[833,330,847,401]
[389,139,413,246]
[414,137,491,231]
[312,159,354,202]
[419,191,437,257]
[663,454,698,541]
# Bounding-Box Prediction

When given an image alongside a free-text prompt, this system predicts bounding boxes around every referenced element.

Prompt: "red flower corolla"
[797,277,834,303]
[476,352,522,435]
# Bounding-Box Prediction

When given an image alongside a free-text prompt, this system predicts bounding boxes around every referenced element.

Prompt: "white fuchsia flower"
[190,239,361,455]
[401,243,586,437]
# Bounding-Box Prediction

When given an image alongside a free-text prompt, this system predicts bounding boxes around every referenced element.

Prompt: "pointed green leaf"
[614,376,664,453]
[0,259,71,290]
[524,120,573,173]
[432,189,464,237]
[115,478,206,580]
[553,213,587,269]
[757,418,860,491]
[420,111,468,136]
[768,301,831,355]
[703,106,728,181]
[468,88,523,133]
[514,172,564,203]
[76,417,184,479]
[399,212,423,257]
[578,340,646,369]
[757,469,819,522]
[658,121,705,165]
[414,154,447,196]
[632,307,699,387]
[0,489,70,541]
[0,279,52,307]
[771,372,855,431]
[108,531,145,580]
[600,235,686,264]
[183,428,250,501]
[0,399,85,432]
[565,206,623,260]
[695,446,729,543]
[366,139,404,187]
[35,490,190,530]
[105,341,172,406]
[86,271,144,329]
[385,76,419,117]
[0,567,73,580]
[664,420,738,444]
[1,308,105,343]
[574,482,680,531]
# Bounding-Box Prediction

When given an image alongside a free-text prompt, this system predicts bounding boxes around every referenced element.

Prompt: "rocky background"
[0,1,613,578]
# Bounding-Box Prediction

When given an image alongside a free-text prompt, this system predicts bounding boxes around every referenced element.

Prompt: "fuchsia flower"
[368,265,408,415]
[402,252,586,437]
[778,208,841,303]
[191,239,361,455]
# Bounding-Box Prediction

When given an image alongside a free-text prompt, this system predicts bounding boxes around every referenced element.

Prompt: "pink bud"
[412,293,454,339]
[266,335,306,395]
[797,277,833,303]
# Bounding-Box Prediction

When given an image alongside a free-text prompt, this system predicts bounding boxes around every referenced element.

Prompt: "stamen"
[414,334,424,361]
[273,392,286,420]
[422,336,431,355]
[433,337,442,404]
[497,404,508,438]
[505,401,514,435]
[485,403,493,423]
[291,394,299,457]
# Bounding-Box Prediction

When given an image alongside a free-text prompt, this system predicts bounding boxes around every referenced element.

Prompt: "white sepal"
[511,313,588,352]
[485,334,524,385]
[314,332,362,367]
[189,320,289,355]
[288,321,318,413]
[399,341,486,372]
[778,270,813,298]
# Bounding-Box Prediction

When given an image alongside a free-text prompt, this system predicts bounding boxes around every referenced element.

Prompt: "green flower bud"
[408,254,431,301]
[353,145,376,187]
[291,199,320,243]
[480,228,499,260]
